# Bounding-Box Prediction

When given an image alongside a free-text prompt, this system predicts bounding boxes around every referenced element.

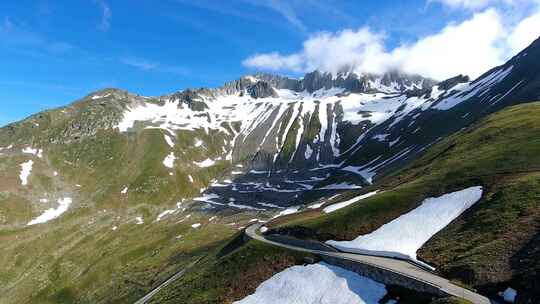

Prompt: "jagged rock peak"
[218,70,436,97]
[437,75,470,91]
[298,70,436,94]
[247,81,278,98]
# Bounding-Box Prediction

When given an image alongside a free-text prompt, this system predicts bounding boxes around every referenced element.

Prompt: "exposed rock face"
[213,70,435,96]
[169,89,210,111]
[437,75,470,91]
[247,81,278,99]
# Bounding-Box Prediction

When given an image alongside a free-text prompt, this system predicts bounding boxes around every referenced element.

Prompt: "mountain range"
[1,36,539,304]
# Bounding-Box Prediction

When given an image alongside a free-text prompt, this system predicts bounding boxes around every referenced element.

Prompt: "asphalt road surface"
[246,223,498,304]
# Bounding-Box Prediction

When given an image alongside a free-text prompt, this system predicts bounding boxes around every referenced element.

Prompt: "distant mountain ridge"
[1,37,540,213]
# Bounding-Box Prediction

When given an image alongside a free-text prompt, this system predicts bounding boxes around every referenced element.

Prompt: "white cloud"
[242,0,306,32]
[508,11,540,53]
[95,0,111,31]
[120,56,190,75]
[243,28,391,75]
[243,8,540,80]
[243,52,304,72]
[431,0,535,10]
[0,17,75,53]
[432,0,501,9]
[120,56,158,70]
[393,9,506,79]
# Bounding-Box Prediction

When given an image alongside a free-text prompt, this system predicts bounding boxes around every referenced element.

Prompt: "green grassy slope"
[0,93,258,304]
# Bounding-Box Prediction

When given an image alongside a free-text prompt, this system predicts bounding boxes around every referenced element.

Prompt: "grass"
[149,239,315,304]
[0,96,245,304]
[0,208,237,304]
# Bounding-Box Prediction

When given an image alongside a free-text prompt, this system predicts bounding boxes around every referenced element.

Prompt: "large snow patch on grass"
[326,186,483,261]
[323,191,379,213]
[27,197,73,226]
[234,262,388,304]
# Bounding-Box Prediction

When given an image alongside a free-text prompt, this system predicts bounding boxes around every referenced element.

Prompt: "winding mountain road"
[134,257,203,304]
[246,223,497,304]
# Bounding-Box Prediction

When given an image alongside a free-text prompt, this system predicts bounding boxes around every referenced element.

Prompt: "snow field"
[326,187,483,261]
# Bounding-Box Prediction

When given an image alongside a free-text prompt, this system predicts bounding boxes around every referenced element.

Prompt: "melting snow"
[304,145,313,159]
[317,183,362,191]
[164,134,175,147]
[228,202,265,211]
[135,217,144,225]
[114,86,440,169]
[191,223,201,228]
[27,197,72,226]
[91,93,111,100]
[372,134,389,142]
[163,152,176,168]
[432,66,513,110]
[323,191,379,213]
[194,158,216,168]
[22,147,43,158]
[272,206,300,219]
[326,187,483,261]
[19,160,34,186]
[194,138,203,147]
[234,262,388,304]
[156,209,175,221]
[193,193,222,205]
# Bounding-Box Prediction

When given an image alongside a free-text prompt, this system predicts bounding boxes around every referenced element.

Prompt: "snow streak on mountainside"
[109,47,531,210]
[110,71,438,209]
[2,37,539,216]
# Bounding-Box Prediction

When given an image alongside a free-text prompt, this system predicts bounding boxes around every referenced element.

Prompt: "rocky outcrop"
[247,81,278,99]
[437,75,470,91]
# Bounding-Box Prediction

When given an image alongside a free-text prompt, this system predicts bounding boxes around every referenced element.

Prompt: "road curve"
[246,223,496,304]
[134,257,202,304]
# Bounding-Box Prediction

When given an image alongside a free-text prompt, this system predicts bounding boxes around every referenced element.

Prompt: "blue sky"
[1,0,539,126]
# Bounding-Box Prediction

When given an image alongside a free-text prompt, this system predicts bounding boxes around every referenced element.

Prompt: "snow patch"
[19,160,34,186]
[22,147,43,158]
[164,134,175,147]
[163,152,176,168]
[27,197,72,226]
[156,210,175,221]
[191,223,201,228]
[234,262,388,304]
[194,158,216,168]
[323,191,378,213]
[326,187,483,261]
[317,182,362,191]
[304,145,313,159]
[272,206,300,219]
